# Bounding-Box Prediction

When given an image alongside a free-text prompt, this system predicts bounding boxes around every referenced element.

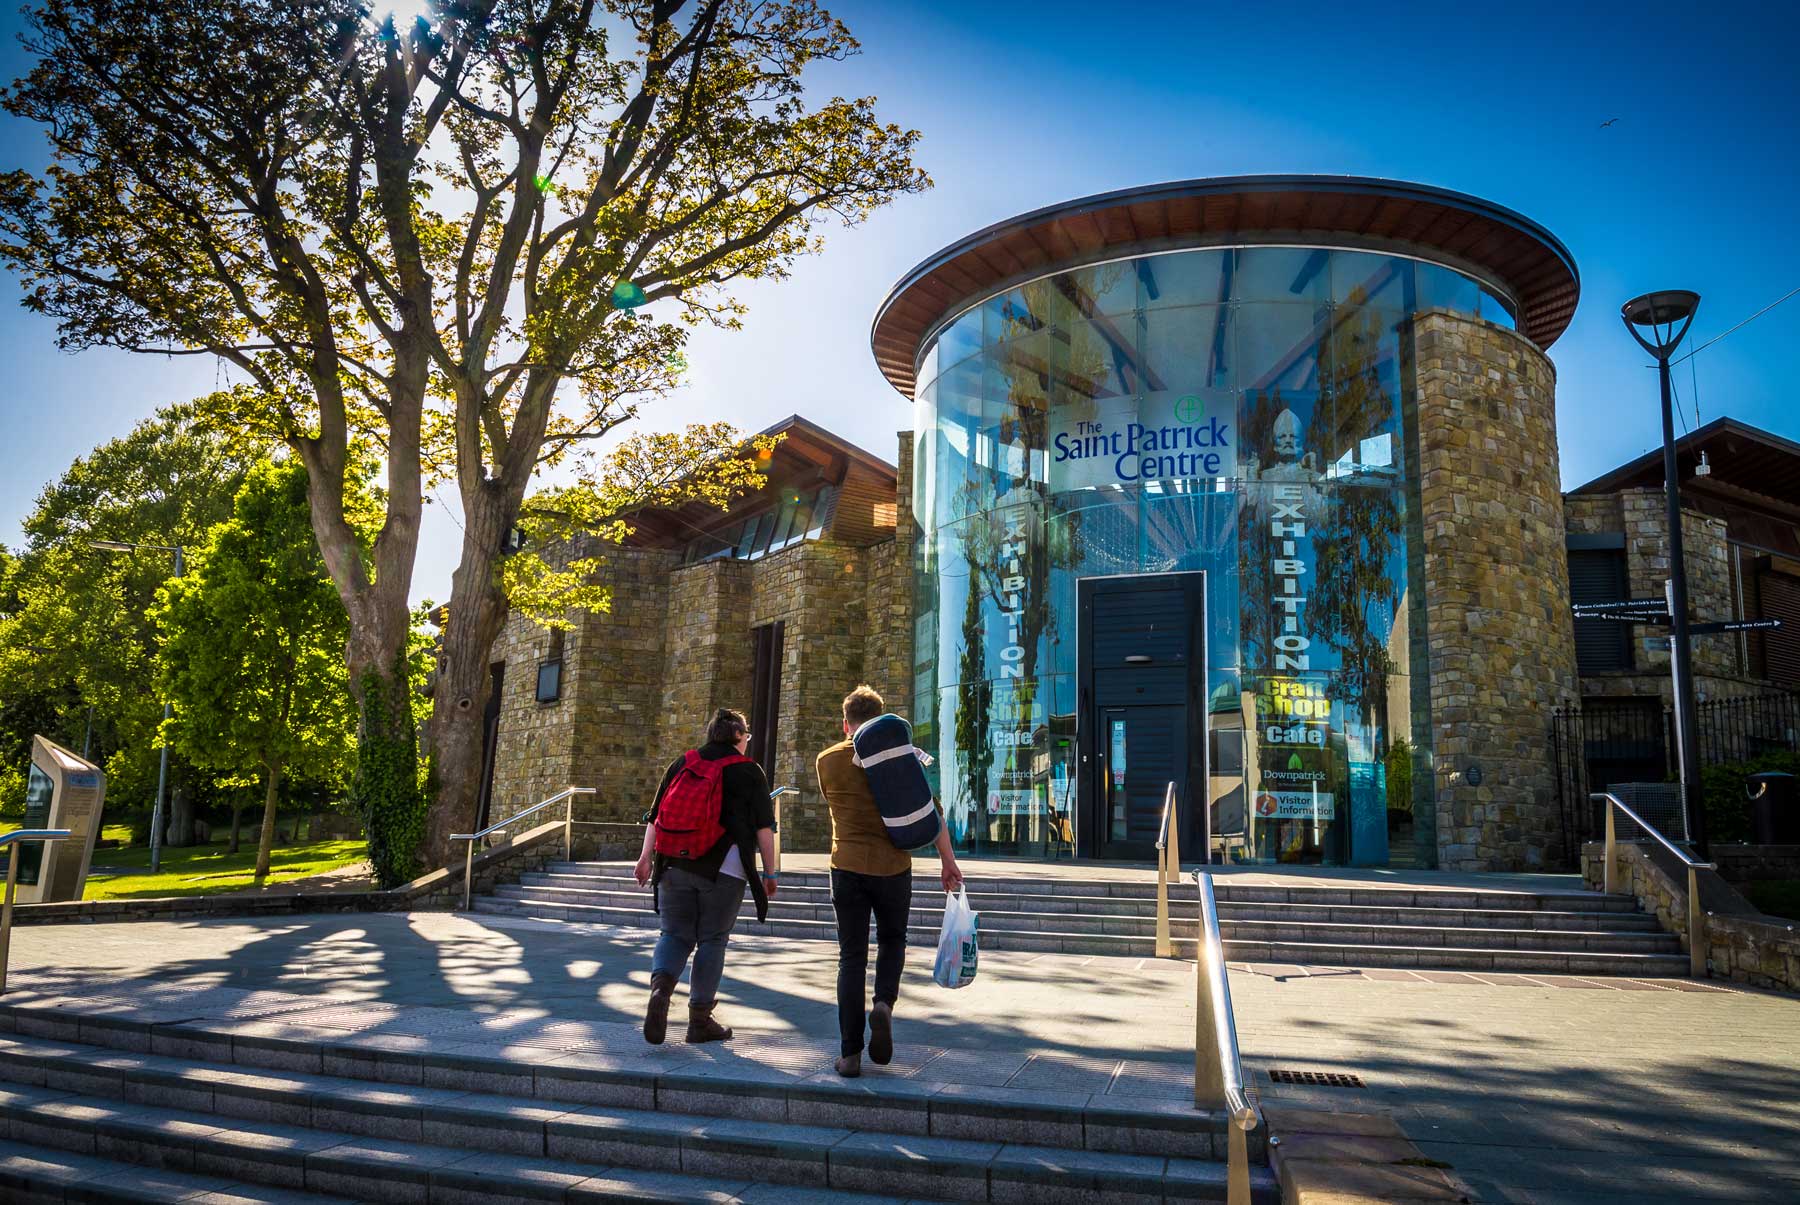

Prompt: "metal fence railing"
[1551,690,1800,863]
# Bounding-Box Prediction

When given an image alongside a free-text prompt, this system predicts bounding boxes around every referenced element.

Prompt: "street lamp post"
[1621,290,1704,854]
[91,539,184,872]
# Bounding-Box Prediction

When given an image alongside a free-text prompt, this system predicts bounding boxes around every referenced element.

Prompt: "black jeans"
[830,867,912,1057]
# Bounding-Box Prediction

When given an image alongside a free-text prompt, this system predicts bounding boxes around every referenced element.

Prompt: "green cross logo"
[1174,394,1202,424]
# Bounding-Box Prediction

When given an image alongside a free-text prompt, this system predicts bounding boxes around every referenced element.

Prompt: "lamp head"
[1621,290,1700,359]
[89,539,137,553]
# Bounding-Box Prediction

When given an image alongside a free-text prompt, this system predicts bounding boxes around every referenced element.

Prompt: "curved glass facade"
[912,246,1512,864]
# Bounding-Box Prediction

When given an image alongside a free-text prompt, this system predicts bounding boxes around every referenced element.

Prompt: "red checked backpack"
[653,750,752,858]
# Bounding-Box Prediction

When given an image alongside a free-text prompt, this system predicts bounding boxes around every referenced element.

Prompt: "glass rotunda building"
[872,177,1581,869]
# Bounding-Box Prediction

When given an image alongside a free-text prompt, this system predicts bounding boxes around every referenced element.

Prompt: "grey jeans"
[653,865,747,1005]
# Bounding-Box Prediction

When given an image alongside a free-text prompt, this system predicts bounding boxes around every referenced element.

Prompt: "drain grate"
[1268,1069,1365,1088]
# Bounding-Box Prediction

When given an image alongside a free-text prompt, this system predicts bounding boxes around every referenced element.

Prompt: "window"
[1568,544,1632,674]
[536,628,564,703]
[750,621,785,781]
[676,485,837,566]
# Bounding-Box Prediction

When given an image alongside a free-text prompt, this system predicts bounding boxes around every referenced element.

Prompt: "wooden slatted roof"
[870,175,1580,398]
[621,414,898,550]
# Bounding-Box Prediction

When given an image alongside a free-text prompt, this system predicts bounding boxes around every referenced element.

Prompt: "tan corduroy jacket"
[816,738,917,877]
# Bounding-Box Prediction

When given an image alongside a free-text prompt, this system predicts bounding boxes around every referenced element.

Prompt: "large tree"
[0,0,927,875]
[151,459,357,882]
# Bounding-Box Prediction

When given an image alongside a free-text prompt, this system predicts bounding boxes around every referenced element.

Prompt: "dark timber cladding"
[870,175,1581,397]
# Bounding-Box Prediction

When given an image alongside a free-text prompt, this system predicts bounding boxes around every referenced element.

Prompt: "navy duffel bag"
[850,713,943,851]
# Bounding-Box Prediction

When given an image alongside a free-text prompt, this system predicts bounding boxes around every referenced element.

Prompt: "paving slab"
[2,906,1796,1201]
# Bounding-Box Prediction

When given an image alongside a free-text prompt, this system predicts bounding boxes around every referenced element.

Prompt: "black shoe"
[835,1053,862,1078]
[868,1000,893,1066]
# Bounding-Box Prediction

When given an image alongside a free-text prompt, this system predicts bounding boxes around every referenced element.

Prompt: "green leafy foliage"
[0,406,268,813]
[356,652,426,889]
[1701,749,1800,845]
[1385,736,1414,814]
[151,459,355,881]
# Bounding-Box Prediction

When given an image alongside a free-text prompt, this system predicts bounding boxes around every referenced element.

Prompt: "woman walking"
[634,707,778,1044]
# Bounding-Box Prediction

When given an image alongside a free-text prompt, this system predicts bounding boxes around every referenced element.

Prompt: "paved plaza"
[5,907,1797,1202]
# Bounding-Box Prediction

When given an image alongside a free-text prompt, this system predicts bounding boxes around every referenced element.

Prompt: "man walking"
[817,685,963,1078]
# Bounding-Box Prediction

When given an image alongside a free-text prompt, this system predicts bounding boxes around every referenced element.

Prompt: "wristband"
[762,872,779,880]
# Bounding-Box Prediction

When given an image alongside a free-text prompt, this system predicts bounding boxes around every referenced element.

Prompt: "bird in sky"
[1600,117,1620,128]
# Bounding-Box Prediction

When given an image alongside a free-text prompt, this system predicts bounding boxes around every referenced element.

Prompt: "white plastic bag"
[933,887,979,989]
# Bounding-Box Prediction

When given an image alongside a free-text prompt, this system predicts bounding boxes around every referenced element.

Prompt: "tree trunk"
[295,364,426,891]
[254,761,283,883]
[167,781,194,848]
[422,484,519,870]
[229,800,245,854]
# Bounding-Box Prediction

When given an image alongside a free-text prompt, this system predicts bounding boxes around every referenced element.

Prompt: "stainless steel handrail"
[1595,791,1716,978]
[0,829,72,996]
[1193,868,1258,1205]
[451,787,595,910]
[769,785,795,867]
[1154,781,1179,957]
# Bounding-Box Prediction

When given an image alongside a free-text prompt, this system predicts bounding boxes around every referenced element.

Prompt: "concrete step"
[0,1009,1253,1161]
[473,897,1190,956]
[1218,941,1693,976]
[541,862,1644,912]
[493,886,1675,953]
[504,881,1668,938]
[0,1135,358,1203]
[0,1033,1275,1203]
[472,898,1690,973]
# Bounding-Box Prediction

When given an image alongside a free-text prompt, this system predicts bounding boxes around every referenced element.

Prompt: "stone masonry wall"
[489,544,680,833]
[486,602,572,825]
[568,546,681,830]
[861,433,917,727]
[1412,310,1578,871]
[1574,488,1768,704]
[1563,493,1621,537]
[1584,840,1800,993]
[656,557,757,761]
[748,541,882,853]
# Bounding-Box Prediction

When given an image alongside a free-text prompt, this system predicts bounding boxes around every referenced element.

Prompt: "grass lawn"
[0,823,368,900]
[1747,879,1800,922]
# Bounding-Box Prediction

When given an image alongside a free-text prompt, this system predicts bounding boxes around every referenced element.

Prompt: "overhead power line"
[1671,284,1800,365]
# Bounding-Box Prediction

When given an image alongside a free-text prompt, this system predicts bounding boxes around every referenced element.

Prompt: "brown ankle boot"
[685,1001,733,1044]
[643,972,677,1045]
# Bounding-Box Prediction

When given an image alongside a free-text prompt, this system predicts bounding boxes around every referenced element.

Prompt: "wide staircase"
[0,993,1273,1203]
[478,862,1689,977]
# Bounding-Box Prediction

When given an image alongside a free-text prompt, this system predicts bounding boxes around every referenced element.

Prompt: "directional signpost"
[1689,618,1784,636]
[1571,600,1782,637]
[1572,599,1671,626]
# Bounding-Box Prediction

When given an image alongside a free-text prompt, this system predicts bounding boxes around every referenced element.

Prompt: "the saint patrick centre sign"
[1048,389,1237,491]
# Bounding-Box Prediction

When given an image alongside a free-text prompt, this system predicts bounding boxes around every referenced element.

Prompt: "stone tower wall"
[1412,310,1578,871]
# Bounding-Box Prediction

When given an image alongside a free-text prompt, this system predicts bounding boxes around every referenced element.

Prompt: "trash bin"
[1746,771,1798,844]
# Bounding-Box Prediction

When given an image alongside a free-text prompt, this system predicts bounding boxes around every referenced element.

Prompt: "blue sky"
[1,1,1795,604]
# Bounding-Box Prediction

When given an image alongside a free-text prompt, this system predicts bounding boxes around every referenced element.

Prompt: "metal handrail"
[451,787,594,910]
[0,829,72,996]
[1193,868,1258,1205]
[769,785,795,868]
[1595,791,1715,978]
[1154,781,1179,957]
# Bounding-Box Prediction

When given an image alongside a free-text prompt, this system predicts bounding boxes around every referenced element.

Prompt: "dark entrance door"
[1098,704,1186,858]
[1078,573,1208,860]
